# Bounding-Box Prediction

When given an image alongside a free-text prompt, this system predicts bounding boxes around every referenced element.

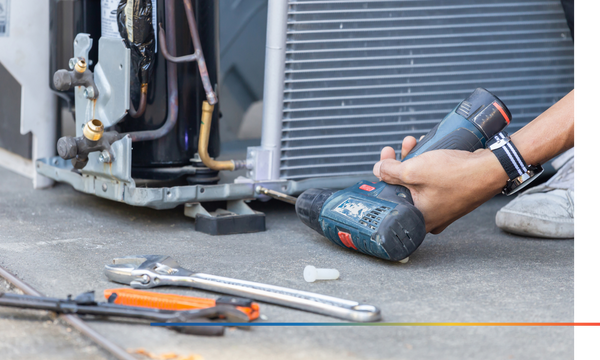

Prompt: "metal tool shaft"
[256,186,297,205]
[105,255,381,322]
[137,272,379,322]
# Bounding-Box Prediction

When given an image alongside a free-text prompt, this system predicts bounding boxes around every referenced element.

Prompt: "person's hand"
[372,137,508,234]
[371,90,574,234]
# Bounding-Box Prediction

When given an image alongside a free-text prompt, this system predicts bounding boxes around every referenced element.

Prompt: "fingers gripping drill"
[295,88,512,262]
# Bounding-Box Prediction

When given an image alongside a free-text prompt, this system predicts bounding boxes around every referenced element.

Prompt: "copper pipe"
[158,0,217,105]
[127,0,178,142]
[128,83,148,118]
[198,101,236,171]
[157,2,242,171]
[128,1,240,169]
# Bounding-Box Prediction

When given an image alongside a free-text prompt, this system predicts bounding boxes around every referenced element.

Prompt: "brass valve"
[73,57,87,73]
[83,119,104,141]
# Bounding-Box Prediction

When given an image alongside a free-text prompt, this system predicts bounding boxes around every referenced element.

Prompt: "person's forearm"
[510,90,574,166]
[374,89,575,234]
[472,90,574,196]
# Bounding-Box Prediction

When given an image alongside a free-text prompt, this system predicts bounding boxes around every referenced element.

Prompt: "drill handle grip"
[403,88,511,161]
[403,123,487,161]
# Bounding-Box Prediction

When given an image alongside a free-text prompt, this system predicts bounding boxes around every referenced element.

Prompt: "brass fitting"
[197,101,235,171]
[83,119,104,141]
[74,58,87,74]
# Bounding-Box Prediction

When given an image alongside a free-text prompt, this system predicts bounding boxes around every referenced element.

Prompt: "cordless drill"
[295,88,512,262]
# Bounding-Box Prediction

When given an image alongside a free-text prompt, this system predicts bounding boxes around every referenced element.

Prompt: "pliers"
[0,290,249,336]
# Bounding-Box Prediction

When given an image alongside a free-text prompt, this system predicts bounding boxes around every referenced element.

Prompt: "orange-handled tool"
[104,288,260,321]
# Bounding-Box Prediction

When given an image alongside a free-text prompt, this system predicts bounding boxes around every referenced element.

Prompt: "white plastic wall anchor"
[304,265,340,283]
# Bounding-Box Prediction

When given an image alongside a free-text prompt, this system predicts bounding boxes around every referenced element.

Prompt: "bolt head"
[53,70,73,91]
[68,58,77,70]
[99,150,112,163]
[83,86,95,99]
[57,137,78,160]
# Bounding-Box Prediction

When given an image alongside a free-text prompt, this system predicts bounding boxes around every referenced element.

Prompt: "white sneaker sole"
[496,209,574,239]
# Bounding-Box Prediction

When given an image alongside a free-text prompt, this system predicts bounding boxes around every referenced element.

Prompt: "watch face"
[503,165,544,196]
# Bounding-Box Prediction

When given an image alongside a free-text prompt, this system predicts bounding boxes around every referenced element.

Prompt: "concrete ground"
[0,166,573,360]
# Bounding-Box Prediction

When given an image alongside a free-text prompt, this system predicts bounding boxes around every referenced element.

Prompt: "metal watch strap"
[489,132,528,180]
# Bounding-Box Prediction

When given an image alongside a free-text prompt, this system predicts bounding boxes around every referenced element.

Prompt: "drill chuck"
[296,188,336,236]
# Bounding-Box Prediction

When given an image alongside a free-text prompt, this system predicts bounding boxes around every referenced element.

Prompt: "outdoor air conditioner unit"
[2,0,572,227]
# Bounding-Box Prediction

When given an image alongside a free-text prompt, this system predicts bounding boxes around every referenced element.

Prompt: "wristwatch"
[487,131,544,196]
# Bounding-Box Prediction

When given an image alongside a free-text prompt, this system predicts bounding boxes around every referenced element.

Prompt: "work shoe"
[495,148,574,239]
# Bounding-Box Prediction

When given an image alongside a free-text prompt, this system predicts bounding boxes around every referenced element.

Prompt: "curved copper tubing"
[198,101,235,171]
[129,1,242,170]
[128,83,148,119]
[158,0,217,105]
[127,0,178,142]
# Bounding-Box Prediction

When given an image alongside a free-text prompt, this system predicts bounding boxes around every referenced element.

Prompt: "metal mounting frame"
[74,33,130,135]
[36,157,376,209]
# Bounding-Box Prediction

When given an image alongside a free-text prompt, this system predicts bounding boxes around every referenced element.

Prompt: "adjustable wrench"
[104,255,381,322]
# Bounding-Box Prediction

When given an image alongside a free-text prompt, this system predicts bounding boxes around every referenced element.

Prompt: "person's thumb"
[373,159,406,184]
[373,160,383,180]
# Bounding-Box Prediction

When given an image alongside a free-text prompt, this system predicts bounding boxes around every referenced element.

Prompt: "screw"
[98,150,111,163]
[83,86,95,99]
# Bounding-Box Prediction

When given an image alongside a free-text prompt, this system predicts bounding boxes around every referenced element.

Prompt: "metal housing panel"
[281,0,574,180]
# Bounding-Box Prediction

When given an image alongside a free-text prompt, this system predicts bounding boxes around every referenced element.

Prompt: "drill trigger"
[338,231,357,250]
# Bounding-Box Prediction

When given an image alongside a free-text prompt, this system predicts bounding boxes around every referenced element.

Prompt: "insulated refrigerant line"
[0,265,137,360]
[127,0,179,142]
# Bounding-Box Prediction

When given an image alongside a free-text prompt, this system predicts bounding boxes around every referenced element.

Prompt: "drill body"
[296,88,512,262]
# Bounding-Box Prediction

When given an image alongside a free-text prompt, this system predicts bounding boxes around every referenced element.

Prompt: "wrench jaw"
[104,255,168,287]
[110,255,157,266]
[103,263,141,286]
[104,255,194,288]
